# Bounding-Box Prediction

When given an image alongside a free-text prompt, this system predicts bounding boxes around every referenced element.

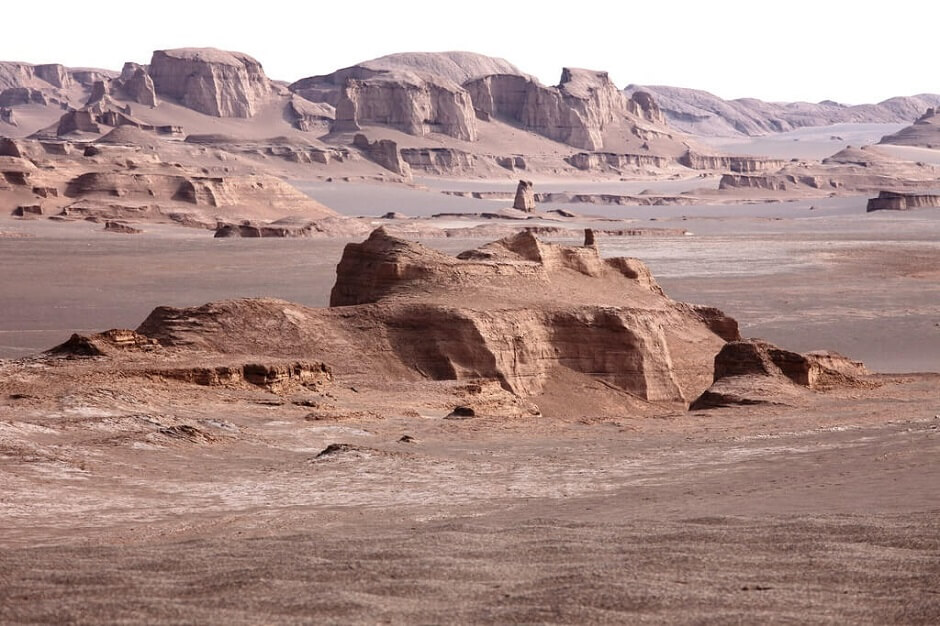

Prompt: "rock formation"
[679,151,785,173]
[0,61,72,91]
[513,179,535,211]
[690,339,869,409]
[149,48,274,117]
[0,106,14,125]
[566,152,671,172]
[399,148,476,175]
[466,68,650,150]
[354,51,525,85]
[866,191,940,212]
[718,145,940,195]
[352,133,412,177]
[295,66,478,141]
[116,63,158,107]
[323,229,727,406]
[879,107,940,148]
[0,87,47,107]
[626,84,940,137]
[55,110,100,135]
[289,95,334,131]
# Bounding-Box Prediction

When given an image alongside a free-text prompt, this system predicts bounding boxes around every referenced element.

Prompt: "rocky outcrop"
[466,69,642,150]
[49,329,160,357]
[321,229,728,405]
[352,133,412,177]
[679,151,785,173]
[866,191,940,212]
[686,305,741,342]
[629,90,665,125]
[0,62,73,92]
[103,220,142,234]
[292,62,478,141]
[149,48,274,117]
[0,87,47,107]
[116,63,158,107]
[399,148,475,175]
[879,107,940,148]
[34,64,70,89]
[335,71,477,141]
[55,110,100,135]
[513,179,535,211]
[690,339,869,409]
[566,152,670,172]
[288,95,334,131]
[718,145,940,195]
[61,170,336,222]
[0,107,13,125]
[213,217,368,239]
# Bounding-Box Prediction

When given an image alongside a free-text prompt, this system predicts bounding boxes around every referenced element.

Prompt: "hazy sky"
[2,1,936,104]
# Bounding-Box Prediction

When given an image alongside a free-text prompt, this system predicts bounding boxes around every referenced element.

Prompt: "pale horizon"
[2,0,937,105]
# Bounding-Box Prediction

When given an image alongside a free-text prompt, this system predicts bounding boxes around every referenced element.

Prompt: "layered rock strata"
[149,48,274,117]
[866,191,940,212]
[691,339,869,409]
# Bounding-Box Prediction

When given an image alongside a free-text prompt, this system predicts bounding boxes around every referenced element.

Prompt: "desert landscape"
[1,39,939,624]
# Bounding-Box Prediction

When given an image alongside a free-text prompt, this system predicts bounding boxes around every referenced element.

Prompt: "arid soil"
[1,380,938,624]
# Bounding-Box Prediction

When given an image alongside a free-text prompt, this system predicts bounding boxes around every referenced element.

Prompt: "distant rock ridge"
[465,68,663,150]
[879,107,940,148]
[625,84,940,137]
[290,54,678,153]
[149,48,275,118]
[0,62,72,92]
[356,51,525,85]
[292,61,479,141]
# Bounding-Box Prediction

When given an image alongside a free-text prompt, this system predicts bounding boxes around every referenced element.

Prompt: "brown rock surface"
[149,48,274,118]
[691,339,870,409]
[320,229,727,406]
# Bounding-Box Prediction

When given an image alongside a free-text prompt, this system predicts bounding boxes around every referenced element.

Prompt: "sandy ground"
[1,178,939,623]
[1,377,938,623]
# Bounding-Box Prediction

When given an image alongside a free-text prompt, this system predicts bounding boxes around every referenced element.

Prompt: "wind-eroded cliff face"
[149,48,275,118]
[138,229,730,413]
[465,69,663,151]
[293,67,478,142]
[290,56,675,152]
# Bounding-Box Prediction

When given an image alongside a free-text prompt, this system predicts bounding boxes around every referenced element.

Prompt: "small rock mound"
[691,339,869,409]
[97,125,161,146]
[48,329,160,357]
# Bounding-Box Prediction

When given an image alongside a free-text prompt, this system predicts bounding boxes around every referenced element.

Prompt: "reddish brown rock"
[691,339,869,409]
